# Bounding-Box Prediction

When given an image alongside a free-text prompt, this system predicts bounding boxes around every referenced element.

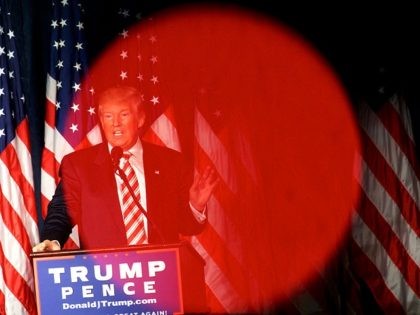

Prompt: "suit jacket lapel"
[92,143,126,235]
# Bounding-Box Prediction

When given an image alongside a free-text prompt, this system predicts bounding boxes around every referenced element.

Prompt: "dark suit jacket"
[41,141,206,250]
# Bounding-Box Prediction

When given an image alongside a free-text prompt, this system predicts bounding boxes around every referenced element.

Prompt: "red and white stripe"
[41,75,74,212]
[352,94,420,314]
[142,105,181,152]
[41,74,101,249]
[191,107,266,313]
[0,119,39,315]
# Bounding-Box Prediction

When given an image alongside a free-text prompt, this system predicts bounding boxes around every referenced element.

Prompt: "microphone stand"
[114,165,166,245]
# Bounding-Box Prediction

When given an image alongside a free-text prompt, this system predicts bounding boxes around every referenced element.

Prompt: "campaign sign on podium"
[31,243,205,314]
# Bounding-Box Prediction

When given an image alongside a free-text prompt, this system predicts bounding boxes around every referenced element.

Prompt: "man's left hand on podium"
[32,239,61,252]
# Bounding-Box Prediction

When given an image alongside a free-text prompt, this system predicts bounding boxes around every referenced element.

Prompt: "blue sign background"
[33,248,182,315]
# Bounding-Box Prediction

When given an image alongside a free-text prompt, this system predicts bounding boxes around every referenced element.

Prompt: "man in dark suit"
[33,86,217,251]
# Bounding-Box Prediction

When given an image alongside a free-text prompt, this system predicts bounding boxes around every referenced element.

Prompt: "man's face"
[99,99,144,150]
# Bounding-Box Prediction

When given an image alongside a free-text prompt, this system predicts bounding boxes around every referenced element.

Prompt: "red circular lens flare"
[87,4,361,312]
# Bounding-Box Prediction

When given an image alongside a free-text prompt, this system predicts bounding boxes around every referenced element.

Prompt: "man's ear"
[137,111,146,128]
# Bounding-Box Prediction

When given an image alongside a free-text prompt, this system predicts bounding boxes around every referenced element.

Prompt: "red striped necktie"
[120,153,147,245]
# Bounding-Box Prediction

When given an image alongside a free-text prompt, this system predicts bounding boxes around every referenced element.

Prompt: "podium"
[31,241,207,314]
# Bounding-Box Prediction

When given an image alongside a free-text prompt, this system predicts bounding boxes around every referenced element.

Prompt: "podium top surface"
[30,240,201,261]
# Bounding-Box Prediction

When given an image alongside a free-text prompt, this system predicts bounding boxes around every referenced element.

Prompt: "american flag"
[40,0,99,249]
[88,5,181,152]
[351,94,420,314]
[191,92,263,312]
[0,2,39,314]
[189,94,335,313]
[190,53,343,315]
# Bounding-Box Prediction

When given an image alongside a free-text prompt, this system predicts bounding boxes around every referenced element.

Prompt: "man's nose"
[112,117,121,126]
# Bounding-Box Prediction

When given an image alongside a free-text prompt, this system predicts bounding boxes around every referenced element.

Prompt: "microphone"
[110,146,166,245]
[111,146,123,170]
